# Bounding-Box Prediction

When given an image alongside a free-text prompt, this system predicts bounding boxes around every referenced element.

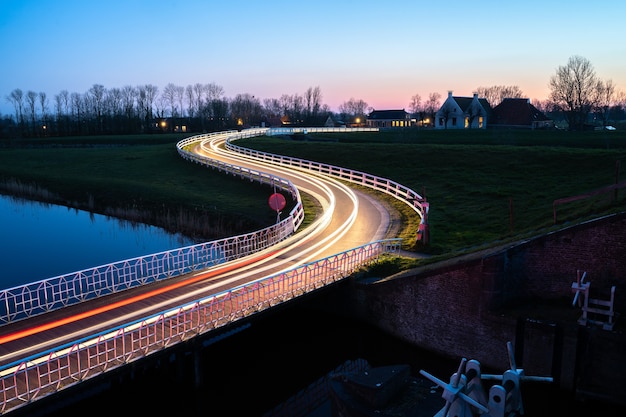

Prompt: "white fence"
[0,126,428,415]
[228,126,430,240]
[0,239,401,415]
[0,129,304,325]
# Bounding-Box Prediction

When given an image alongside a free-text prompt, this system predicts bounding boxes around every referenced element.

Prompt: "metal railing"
[0,239,401,415]
[228,126,430,237]
[0,129,304,325]
[0,126,428,414]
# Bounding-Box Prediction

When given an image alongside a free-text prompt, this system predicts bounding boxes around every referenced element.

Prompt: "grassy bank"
[0,134,287,241]
[2,129,625,269]
[235,129,626,261]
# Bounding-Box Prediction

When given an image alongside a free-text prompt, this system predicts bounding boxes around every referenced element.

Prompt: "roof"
[491,98,550,126]
[452,96,493,113]
[367,110,409,120]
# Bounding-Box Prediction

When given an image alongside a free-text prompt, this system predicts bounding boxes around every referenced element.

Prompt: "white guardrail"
[0,129,300,325]
[0,127,424,415]
[229,126,429,225]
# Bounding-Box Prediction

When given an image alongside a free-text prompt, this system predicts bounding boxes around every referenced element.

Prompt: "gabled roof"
[451,96,493,113]
[367,109,409,120]
[491,98,550,126]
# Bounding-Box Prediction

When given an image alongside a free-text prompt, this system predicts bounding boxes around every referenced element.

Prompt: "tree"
[409,93,422,125]
[38,92,48,135]
[549,55,601,130]
[6,88,25,133]
[25,90,38,136]
[88,84,106,133]
[475,85,524,107]
[595,79,617,127]
[338,97,368,122]
[162,83,178,118]
[137,84,158,129]
[303,86,323,124]
[424,92,441,127]
[230,93,262,127]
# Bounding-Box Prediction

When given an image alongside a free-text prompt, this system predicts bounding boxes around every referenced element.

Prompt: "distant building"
[490,98,554,129]
[435,91,492,129]
[366,109,411,128]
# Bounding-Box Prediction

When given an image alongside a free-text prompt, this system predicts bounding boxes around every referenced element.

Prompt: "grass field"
[1,129,625,270]
[235,129,626,259]
[0,134,287,240]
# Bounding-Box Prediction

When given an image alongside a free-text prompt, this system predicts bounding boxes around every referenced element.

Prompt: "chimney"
[448,91,453,98]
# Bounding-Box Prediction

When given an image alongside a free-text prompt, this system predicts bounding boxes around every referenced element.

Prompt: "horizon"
[1,0,625,116]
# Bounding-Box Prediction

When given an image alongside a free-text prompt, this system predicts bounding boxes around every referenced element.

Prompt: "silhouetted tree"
[475,85,524,107]
[549,55,600,130]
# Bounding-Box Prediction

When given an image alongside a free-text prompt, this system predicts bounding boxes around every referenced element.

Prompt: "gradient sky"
[1,0,625,115]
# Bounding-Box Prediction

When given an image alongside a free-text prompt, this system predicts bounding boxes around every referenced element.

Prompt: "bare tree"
[70,92,85,135]
[595,79,617,127]
[475,85,524,107]
[424,92,441,127]
[185,85,195,118]
[121,85,137,132]
[162,83,178,118]
[549,55,601,130]
[88,84,106,133]
[230,93,262,127]
[54,90,70,136]
[409,93,422,124]
[137,84,158,128]
[263,98,281,119]
[174,85,185,118]
[38,92,48,135]
[6,88,25,130]
[303,86,323,123]
[26,90,38,135]
[338,97,368,120]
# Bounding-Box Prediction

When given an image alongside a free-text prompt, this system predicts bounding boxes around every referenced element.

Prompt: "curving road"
[0,132,397,367]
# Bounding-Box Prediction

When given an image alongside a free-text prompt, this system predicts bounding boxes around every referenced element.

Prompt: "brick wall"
[327,212,626,397]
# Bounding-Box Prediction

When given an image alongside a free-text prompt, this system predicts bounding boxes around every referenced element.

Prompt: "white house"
[435,91,492,129]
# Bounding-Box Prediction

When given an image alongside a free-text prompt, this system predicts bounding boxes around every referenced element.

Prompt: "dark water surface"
[0,194,197,290]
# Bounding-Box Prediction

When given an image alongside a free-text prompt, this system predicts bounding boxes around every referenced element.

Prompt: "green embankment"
[1,129,625,273]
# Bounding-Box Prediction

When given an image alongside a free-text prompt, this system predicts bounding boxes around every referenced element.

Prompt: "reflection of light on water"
[0,194,197,289]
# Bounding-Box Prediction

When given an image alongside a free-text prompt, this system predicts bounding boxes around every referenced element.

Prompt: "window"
[479,116,484,128]
[464,117,469,128]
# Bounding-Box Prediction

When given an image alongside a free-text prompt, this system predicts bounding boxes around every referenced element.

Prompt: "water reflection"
[0,194,197,290]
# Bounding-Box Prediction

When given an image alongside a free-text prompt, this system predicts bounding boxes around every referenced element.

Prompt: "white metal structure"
[0,127,426,415]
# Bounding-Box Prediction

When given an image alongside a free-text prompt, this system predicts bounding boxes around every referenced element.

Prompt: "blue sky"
[1,0,624,115]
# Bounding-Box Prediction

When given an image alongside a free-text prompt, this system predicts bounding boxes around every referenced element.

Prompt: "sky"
[1,0,625,116]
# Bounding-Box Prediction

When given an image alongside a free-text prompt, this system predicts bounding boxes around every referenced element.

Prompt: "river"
[0,193,197,290]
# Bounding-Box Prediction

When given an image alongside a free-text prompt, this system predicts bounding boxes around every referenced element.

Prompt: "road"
[0,133,396,367]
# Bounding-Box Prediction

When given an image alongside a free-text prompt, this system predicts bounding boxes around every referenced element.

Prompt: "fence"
[0,129,304,325]
[0,239,401,415]
[227,127,430,242]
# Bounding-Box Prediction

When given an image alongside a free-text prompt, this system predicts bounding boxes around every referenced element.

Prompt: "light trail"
[0,130,387,368]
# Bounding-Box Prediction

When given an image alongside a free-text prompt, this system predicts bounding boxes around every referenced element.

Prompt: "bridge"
[0,127,429,415]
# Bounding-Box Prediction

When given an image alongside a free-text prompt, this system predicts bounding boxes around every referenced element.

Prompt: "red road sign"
[268,193,286,211]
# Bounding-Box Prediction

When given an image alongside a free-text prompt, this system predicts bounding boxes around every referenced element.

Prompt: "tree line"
[2,84,341,138]
[2,55,624,139]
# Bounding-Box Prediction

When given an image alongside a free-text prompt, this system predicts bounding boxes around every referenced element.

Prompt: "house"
[366,109,411,128]
[435,91,492,129]
[491,98,554,129]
